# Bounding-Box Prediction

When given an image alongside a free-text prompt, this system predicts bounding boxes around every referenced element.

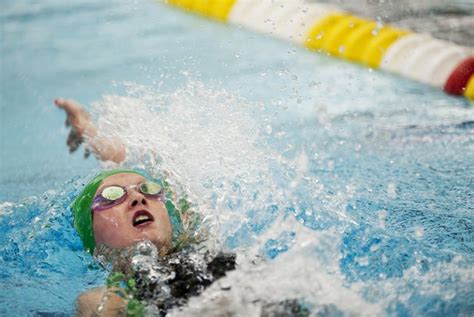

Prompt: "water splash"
[0,179,106,315]
[84,80,473,315]
[92,80,358,249]
[2,79,473,316]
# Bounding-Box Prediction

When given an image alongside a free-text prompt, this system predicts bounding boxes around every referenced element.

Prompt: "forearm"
[83,124,126,164]
[54,98,126,164]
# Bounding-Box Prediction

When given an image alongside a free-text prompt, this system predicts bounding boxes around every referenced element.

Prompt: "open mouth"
[132,210,155,227]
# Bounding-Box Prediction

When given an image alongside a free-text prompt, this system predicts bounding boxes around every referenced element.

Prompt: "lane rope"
[164,0,474,101]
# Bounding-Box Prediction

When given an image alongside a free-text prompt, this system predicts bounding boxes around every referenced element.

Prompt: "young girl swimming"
[55,98,307,317]
[54,99,237,316]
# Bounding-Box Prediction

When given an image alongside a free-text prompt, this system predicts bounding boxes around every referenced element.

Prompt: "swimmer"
[55,98,307,317]
[54,99,236,316]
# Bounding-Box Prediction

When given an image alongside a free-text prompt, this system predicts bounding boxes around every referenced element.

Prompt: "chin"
[134,231,162,247]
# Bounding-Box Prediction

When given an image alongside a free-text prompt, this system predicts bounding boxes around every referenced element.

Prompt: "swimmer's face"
[92,173,172,253]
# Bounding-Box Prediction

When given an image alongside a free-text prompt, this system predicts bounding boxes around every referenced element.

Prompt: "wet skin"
[92,173,172,253]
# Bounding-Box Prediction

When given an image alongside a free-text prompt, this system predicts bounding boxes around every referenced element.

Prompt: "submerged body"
[78,241,236,316]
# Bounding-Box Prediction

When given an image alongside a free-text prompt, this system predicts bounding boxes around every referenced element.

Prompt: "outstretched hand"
[54,98,126,163]
[54,98,93,155]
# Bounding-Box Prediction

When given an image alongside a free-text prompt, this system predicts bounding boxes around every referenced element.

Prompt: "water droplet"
[265,125,272,134]
[387,183,397,199]
[346,183,356,195]
[370,244,380,252]
[327,160,335,171]
[414,226,424,238]
[292,74,297,80]
[356,256,369,266]
[377,209,388,228]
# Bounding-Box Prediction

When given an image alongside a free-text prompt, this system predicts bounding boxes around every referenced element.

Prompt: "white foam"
[87,80,473,316]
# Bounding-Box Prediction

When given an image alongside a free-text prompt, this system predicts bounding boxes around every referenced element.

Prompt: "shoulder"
[76,287,126,317]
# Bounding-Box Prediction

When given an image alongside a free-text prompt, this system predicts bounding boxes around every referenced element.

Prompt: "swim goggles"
[91,181,164,212]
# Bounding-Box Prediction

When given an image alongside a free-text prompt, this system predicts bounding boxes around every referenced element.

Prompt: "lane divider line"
[163,0,474,101]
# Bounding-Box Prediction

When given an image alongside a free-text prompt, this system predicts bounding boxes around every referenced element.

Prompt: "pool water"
[1,1,473,316]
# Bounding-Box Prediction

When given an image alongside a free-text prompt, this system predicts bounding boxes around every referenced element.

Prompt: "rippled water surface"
[1,1,473,316]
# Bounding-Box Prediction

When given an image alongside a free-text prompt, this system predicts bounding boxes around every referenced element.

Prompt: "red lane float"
[444,57,474,96]
[164,0,474,101]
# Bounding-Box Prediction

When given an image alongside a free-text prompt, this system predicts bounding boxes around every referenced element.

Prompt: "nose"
[127,190,148,209]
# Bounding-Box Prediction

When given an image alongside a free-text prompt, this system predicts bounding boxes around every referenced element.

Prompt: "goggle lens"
[139,181,162,195]
[101,186,126,201]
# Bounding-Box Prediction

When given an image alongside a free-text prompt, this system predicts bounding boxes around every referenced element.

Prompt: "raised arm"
[54,98,126,164]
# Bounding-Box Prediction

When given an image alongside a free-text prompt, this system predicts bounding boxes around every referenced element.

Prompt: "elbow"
[110,145,126,164]
[103,145,126,164]
[95,143,126,164]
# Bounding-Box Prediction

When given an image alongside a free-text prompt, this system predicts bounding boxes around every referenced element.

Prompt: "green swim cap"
[72,168,146,254]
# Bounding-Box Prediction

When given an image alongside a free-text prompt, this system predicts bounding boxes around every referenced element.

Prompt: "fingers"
[54,98,82,116]
[55,97,91,132]
[67,129,84,153]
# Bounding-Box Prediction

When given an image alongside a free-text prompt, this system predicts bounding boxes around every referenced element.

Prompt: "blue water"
[1,1,473,316]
